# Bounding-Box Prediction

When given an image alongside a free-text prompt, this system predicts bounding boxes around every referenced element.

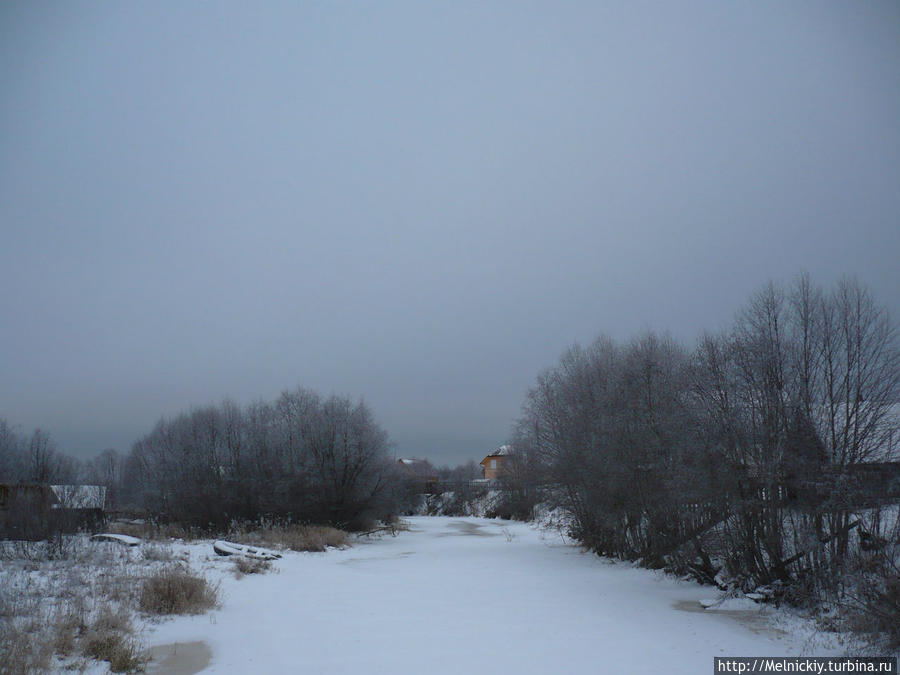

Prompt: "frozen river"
[144,516,840,674]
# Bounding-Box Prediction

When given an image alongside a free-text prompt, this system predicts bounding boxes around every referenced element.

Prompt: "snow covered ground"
[141,516,845,674]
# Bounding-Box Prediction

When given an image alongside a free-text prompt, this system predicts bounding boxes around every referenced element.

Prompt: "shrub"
[52,611,85,657]
[233,556,272,577]
[0,541,155,672]
[0,622,52,674]
[139,567,218,615]
[81,608,146,673]
[107,519,202,541]
[141,543,175,562]
[232,523,349,552]
[280,525,349,552]
[82,630,145,673]
[855,568,900,649]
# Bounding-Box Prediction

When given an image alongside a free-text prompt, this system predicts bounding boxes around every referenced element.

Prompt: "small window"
[490,459,497,469]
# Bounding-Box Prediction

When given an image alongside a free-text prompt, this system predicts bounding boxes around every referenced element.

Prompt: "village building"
[0,483,107,540]
[480,445,513,480]
[397,458,440,493]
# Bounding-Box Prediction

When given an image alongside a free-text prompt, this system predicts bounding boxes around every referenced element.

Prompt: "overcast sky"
[1,1,898,466]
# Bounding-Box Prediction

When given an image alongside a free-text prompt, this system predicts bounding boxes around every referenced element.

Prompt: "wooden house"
[0,483,106,540]
[480,445,513,481]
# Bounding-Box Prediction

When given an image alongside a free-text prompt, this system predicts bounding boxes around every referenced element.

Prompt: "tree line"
[0,421,123,499]
[508,275,899,599]
[2,273,897,584]
[1,388,402,532]
[126,389,399,530]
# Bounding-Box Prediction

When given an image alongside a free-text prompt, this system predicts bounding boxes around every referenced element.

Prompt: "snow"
[212,540,281,560]
[90,532,141,546]
[488,444,513,457]
[143,517,845,674]
[701,596,761,611]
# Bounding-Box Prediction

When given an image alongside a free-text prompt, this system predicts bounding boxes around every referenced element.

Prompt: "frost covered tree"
[125,388,399,530]
[512,274,899,592]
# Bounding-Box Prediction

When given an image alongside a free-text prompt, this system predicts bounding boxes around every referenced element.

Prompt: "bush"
[0,622,52,674]
[141,543,175,562]
[232,523,349,553]
[81,609,146,673]
[82,632,145,673]
[107,519,201,541]
[852,563,900,650]
[52,611,85,657]
[869,574,900,648]
[139,567,218,615]
[127,391,400,531]
[0,538,165,673]
[233,556,272,577]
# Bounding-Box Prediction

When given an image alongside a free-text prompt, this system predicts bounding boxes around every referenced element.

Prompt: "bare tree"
[512,275,899,594]
[82,449,124,509]
[819,278,899,467]
[26,428,77,483]
[0,418,27,482]
[124,388,399,530]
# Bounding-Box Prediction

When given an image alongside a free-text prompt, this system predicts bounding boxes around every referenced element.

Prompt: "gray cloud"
[2,1,898,465]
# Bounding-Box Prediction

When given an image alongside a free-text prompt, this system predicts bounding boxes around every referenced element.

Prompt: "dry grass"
[0,570,144,673]
[0,621,53,674]
[107,519,202,542]
[139,566,219,615]
[51,610,85,657]
[233,556,273,577]
[81,606,147,672]
[141,542,176,562]
[232,523,350,552]
[1,533,221,672]
[109,518,352,552]
[83,633,146,673]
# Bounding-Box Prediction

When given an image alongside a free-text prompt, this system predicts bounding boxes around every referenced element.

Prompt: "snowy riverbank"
[138,516,847,674]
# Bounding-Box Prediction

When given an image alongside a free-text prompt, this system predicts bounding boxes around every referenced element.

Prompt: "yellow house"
[480,445,513,480]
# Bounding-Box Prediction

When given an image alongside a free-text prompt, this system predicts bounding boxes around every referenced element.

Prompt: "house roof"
[398,458,434,468]
[484,444,513,458]
[480,445,514,466]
